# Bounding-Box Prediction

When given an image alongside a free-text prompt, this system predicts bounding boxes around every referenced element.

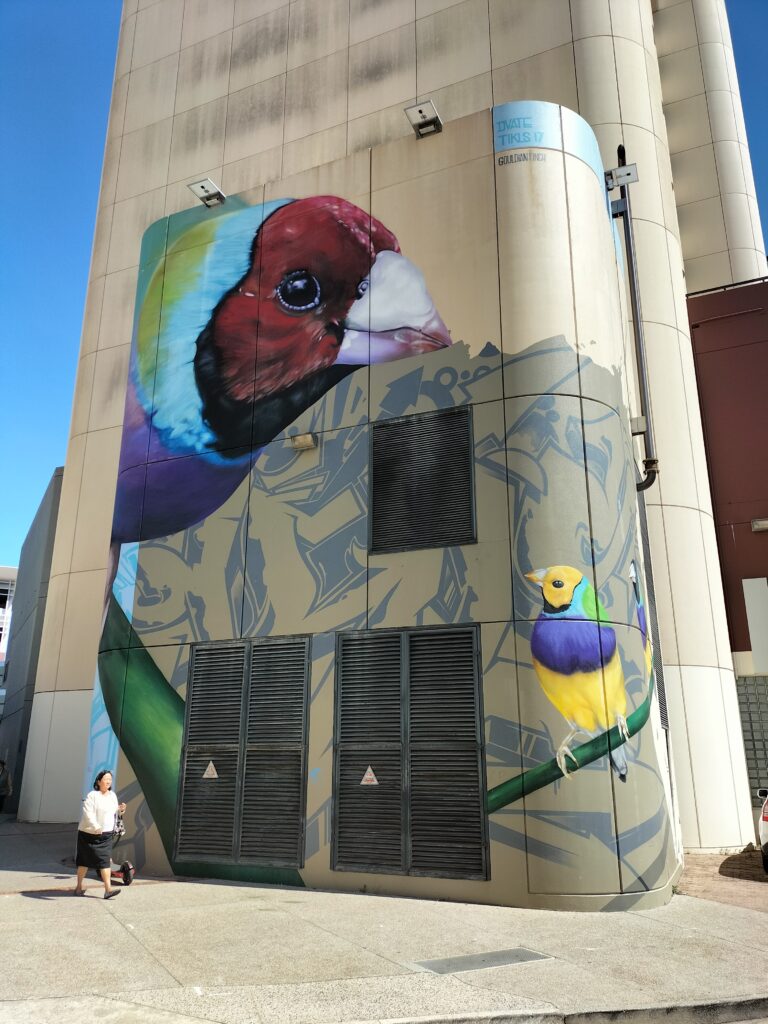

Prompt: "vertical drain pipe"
[609,145,659,492]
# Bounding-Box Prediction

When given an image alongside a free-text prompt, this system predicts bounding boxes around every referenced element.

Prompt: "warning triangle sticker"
[202,761,218,780]
[360,765,378,786]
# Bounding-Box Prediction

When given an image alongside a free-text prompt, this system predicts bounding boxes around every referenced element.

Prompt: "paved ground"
[2,815,768,1024]
[678,848,768,912]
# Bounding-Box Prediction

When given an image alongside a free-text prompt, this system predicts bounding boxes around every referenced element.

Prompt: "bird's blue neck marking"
[531,616,617,674]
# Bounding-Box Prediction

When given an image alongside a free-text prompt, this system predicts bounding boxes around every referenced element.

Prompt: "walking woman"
[74,770,126,899]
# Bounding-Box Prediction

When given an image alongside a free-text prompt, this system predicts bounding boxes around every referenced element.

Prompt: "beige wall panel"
[371,157,500,364]
[221,148,282,195]
[264,147,370,205]
[570,0,611,40]
[682,250,731,293]
[124,53,179,132]
[56,570,109,695]
[720,666,756,841]
[662,506,719,668]
[234,0,286,25]
[115,119,174,202]
[88,345,131,432]
[37,691,92,821]
[417,0,465,16]
[116,13,137,78]
[16,692,54,822]
[132,0,184,70]
[69,354,97,438]
[230,11,285,95]
[699,41,730,92]
[657,46,704,106]
[722,191,758,251]
[49,437,88,579]
[91,203,114,281]
[70,428,123,573]
[284,51,348,143]
[699,514,735,671]
[706,89,738,144]
[655,137,680,237]
[693,0,725,45]
[630,219,677,329]
[712,139,746,196]
[168,97,227,183]
[677,196,727,259]
[661,665,700,846]
[729,248,760,285]
[416,0,490,95]
[653,2,697,57]
[350,0,414,46]
[594,122,666,229]
[99,267,140,352]
[176,30,233,113]
[108,74,129,140]
[347,100,413,154]
[664,93,712,154]
[488,0,572,68]
[645,48,669,143]
[165,166,223,215]
[609,0,644,45]
[416,72,492,126]
[492,46,578,111]
[32,575,70,694]
[574,36,621,127]
[670,144,719,205]
[123,0,139,21]
[281,125,347,178]
[348,24,416,122]
[288,0,349,71]
[181,0,235,50]
[614,38,655,132]
[81,277,106,356]
[674,326,712,514]
[224,77,286,164]
[99,135,121,208]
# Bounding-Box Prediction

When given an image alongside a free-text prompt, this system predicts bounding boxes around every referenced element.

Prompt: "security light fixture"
[404,100,443,138]
[187,178,227,207]
[289,432,318,451]
[751,519,768,533]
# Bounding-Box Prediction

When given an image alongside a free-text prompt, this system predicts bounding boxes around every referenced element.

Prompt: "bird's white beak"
[336,250,452,365]
[524,569,546,586]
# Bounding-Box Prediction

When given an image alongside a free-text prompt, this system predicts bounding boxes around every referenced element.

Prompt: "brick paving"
[678,847,768,912]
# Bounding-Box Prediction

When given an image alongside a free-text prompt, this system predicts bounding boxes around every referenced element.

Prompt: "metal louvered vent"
[175,637,309,866]
[370,407,475,554]
[334,627,487,880]
[637,492,669,729]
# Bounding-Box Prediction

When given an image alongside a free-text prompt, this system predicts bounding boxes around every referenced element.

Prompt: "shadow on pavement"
[719,847,768,882]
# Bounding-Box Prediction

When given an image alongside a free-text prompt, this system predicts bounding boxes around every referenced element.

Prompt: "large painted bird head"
[525,565,589,616]
[175,195,452,453]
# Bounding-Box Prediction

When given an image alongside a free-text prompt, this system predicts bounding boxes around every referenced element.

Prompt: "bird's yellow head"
[525,565,584,611]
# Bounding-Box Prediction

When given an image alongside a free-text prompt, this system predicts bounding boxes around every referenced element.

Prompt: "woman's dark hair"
[93,770,113,790]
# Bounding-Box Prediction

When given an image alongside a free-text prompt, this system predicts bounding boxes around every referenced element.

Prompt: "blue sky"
[0,0,765,566]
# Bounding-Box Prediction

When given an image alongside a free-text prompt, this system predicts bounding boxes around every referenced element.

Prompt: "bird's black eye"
[552,579,564,589]
[276,270,321,312]
[356,278,369,300]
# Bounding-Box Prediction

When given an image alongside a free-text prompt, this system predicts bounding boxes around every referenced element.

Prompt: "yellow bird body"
[532,647,627,733]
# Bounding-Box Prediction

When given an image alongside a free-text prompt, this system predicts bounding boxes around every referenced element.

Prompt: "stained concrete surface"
[2,815,768,1024]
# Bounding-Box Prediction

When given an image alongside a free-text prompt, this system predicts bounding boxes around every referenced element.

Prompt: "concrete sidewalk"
[2,816,767,1024]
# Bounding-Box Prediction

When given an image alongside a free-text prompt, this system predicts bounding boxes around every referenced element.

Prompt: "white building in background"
[0,567,17,717]
[14,0,767,889]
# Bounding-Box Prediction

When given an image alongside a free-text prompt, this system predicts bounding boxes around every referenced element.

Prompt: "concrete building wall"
[0,470,62,815]
[27,0,761,853]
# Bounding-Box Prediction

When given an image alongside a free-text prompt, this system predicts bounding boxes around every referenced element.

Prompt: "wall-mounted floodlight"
[404,100,442,138]
[187,178,226,207]
[290,432,318,451]
[751,519,768,533]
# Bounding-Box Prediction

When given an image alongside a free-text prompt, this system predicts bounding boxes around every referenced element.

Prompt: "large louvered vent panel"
[177,750,238,858]
[338,633,402,742]
[335,749,403,870]
[187,644,245,745]
[409,631,478,742]
[239,638,309,865]
[239,750,304,861]
[370,407,475,553]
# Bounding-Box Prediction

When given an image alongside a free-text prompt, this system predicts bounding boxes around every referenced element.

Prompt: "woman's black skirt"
[76,830,114,870]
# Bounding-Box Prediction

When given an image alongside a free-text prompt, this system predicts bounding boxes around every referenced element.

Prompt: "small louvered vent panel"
[409,631,477,742]
[187,645,245,745]
[371,408,475,553]
[248,638,308,744]
[409,749,485,876]
[240,750,304,861]
[336,749,403,869]
[177,750,238,858]
[338,633,401,742]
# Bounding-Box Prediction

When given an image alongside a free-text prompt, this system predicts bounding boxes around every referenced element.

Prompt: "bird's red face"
[207,196,451,403]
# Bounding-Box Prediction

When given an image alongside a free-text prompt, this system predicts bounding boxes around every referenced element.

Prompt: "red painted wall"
[689,280,768,652]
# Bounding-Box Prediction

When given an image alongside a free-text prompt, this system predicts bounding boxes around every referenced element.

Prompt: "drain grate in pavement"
[416,947,551,974]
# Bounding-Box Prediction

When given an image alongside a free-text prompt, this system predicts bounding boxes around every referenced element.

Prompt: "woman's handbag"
[113,810,126,838]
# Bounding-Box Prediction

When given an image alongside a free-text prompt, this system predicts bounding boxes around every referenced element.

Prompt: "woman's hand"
[118,802,127,813]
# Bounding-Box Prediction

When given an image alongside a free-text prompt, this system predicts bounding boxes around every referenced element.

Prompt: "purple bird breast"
[531,616,617,674]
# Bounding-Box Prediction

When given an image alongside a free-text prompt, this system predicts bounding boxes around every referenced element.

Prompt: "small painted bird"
[112,195,452,549]
[629,559,653,680]
[525,565,629,781]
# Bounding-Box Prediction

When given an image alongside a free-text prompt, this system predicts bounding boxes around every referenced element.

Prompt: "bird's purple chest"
[531,616,616,675]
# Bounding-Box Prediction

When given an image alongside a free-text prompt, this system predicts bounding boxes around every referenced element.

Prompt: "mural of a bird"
[112,195,452,549]
[525,565,629,781]
[630,559,653,680]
